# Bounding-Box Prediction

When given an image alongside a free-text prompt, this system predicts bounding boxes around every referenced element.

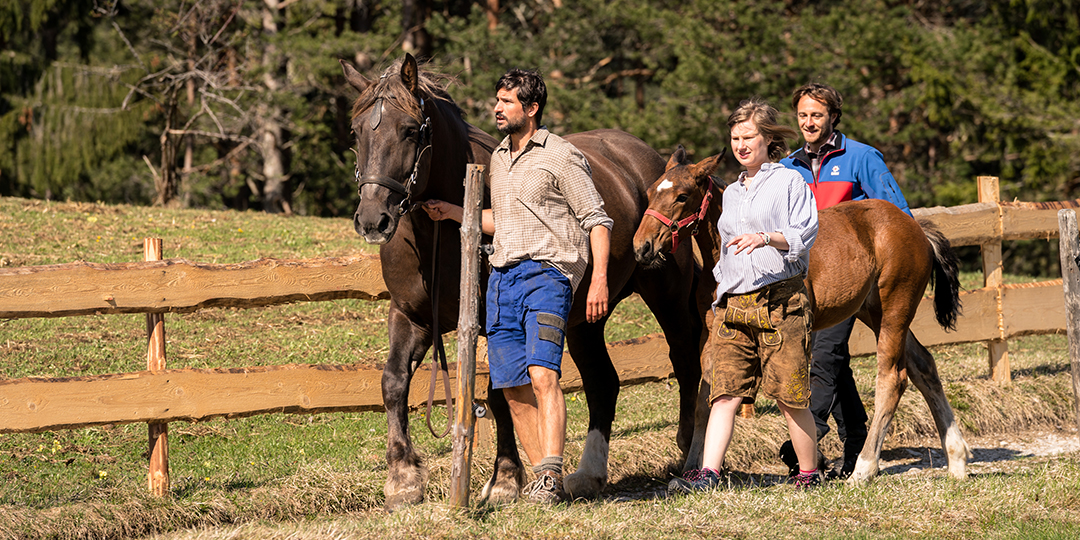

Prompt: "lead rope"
[425,220,454,438]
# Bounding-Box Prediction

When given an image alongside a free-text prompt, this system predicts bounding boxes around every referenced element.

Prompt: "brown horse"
[633,147,972,483]
[341,55,703,509]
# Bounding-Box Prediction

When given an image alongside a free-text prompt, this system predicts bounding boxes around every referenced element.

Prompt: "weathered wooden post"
[144,238,170,497]
[449,164,485,507]
[1056,210,1080,441]
[979,176,1011,384]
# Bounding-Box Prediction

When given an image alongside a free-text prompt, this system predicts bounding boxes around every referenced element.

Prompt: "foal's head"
[633,146,724,267]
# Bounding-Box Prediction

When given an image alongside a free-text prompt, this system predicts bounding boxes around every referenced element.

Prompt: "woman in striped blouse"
[669,98,822,493]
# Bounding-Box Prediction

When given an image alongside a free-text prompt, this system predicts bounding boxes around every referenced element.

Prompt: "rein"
[643,176,715,253]
[424,220,454,439]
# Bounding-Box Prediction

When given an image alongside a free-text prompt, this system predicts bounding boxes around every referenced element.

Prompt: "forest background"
[2,0,1078,275]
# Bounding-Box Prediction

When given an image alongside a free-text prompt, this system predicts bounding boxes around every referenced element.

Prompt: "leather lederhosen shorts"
[706,275,813,408]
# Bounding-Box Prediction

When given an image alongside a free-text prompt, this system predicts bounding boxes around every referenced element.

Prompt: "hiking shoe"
[667,468,723,495]
[778,440,798,477]
[791,470,822,490]
[826,456,857,480]
[521,470,566,504]
[839,438,864,478]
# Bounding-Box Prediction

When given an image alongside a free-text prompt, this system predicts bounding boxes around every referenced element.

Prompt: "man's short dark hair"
[792,83,843,129]
[496,69,547,125]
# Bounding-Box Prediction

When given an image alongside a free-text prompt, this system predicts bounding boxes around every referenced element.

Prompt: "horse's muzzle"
[633,239,667,268]
[354,209,396,244]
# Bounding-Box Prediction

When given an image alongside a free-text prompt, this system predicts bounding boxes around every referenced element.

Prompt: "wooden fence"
[0,175,1074,494]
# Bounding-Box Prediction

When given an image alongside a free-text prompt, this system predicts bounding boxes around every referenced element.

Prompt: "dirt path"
[879,427,1080,476]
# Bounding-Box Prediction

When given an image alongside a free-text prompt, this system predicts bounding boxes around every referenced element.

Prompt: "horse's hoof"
[480,476,520,505]
[384,464,428,512]
[564,470,606,500]
[480,459,525,506]
[846,460,878,485]
[384,484,424,512]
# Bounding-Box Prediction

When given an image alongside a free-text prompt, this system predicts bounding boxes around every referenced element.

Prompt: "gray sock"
[532,455,564,476]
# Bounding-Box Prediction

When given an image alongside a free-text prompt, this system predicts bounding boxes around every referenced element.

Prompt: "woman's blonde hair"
[727,98,799,161]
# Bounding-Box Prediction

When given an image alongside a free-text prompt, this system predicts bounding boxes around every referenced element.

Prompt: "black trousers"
[809,315,868,451]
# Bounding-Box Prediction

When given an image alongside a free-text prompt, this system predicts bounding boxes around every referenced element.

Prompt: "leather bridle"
[643,176,715,253]
[353,96,433,216]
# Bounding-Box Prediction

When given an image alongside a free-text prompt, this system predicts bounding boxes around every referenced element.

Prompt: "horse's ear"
[690,149,725,183]
[665,145,689,171]
[401,53,419,95]
[340,59,372,94]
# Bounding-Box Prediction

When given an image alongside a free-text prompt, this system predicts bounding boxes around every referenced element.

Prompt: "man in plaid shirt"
[423,68,612,503]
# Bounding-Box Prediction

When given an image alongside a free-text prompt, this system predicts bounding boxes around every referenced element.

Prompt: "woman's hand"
[726,232,768,255]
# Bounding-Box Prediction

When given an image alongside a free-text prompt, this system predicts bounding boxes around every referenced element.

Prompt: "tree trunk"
[401,0,432,58]
[259,0,291,214]
[155,92,179,207]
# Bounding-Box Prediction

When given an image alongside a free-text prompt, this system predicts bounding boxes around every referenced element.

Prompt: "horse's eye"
[676,194,689,203]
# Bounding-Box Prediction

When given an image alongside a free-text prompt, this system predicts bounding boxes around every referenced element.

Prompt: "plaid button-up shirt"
[489,128,613,292]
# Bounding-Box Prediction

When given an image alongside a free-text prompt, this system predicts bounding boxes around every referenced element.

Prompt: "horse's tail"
[919,219,962,331]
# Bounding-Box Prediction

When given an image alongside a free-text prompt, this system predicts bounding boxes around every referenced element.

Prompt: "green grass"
[2,197,1078,539]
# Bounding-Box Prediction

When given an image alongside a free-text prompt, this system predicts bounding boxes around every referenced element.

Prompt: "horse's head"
[633,145,725,267]
[341,54,437,244]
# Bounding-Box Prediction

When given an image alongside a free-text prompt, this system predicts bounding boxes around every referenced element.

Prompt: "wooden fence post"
[979,176,1011,383]
[449,164,485,507]
[1056,210,1080,441]
[144,238,170,497]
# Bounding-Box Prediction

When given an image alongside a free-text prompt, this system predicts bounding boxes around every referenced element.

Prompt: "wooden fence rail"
[1,176,1075,494]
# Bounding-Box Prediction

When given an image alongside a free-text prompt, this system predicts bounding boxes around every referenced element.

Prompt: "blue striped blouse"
[712,162,818,305]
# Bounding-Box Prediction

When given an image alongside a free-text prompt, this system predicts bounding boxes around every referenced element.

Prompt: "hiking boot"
[826,454,858,480]
[838,438,864,478]
[667,468,723,495]
[791,470,822,490]
[521,470,566,504]
[778,440,799,477]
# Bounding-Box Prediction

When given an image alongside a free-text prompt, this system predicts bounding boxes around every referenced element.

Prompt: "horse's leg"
[634,263,704,466]
[684,293,716,472]
[562,320,618,499]
[382,305,431,511]
[479,381,527,504]
[848,308,911,484]
[903,331,971,479]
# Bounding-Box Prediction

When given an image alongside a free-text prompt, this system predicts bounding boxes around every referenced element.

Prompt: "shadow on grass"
[1012,363,1073,378]
[877,444,1025,476]
[171,476,263,498]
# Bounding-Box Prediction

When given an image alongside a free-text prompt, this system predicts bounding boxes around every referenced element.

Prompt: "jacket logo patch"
[831,165,841,176]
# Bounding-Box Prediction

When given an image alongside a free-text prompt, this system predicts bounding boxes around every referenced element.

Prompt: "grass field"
[2,197,1079,539]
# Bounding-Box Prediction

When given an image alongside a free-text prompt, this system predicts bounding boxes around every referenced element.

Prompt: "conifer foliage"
[1,0,1077,225]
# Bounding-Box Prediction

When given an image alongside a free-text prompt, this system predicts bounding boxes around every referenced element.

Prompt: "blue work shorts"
[486,259,573,389]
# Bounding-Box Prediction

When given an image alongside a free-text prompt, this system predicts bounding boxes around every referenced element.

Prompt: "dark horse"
[341,54,703,509]
[633,148,972,482]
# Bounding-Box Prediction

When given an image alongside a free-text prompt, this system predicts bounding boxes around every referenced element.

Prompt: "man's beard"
[497,114,527,135]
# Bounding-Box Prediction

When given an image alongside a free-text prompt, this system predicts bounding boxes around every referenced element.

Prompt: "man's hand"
[586,225,611,323]
[420,200,463,222]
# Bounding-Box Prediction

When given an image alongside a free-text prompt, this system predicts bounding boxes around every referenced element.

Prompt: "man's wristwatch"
[758,232,771,246]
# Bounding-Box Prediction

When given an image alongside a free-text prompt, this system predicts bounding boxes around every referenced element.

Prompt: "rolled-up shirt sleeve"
[780,179,818,263]
[560,147,614,233]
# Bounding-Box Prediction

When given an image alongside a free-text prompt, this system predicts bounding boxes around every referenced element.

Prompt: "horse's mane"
[350,58,463,124]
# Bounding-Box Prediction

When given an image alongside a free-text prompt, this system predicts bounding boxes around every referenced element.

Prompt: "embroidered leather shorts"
[706,275,813,408]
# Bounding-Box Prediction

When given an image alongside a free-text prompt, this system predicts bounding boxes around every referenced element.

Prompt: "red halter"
[643,176,714,253]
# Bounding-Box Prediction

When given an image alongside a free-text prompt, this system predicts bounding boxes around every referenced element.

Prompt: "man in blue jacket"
[777,83,913,479]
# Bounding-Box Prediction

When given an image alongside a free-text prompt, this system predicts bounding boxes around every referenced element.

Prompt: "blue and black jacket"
[780,132,912,217]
